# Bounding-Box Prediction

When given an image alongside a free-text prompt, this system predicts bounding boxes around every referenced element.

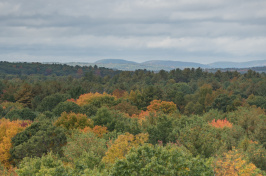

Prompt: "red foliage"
[210,118,232,128]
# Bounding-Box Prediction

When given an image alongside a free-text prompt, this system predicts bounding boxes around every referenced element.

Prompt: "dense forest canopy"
[0,61,265,175]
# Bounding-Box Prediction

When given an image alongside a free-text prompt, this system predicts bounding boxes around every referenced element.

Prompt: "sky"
[0,0,266,64]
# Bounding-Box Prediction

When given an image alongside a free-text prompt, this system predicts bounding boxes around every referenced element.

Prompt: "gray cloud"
[0,0,266,63]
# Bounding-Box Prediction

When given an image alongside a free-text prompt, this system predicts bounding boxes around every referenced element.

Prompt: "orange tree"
[209,118,233,128]
[81,125,108,138]
[71,92,117,107]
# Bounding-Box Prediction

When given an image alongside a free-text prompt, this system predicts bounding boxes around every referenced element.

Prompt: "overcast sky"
[0,0,266,64]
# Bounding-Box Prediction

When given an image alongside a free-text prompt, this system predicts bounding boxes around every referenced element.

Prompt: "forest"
[0,61,265,175]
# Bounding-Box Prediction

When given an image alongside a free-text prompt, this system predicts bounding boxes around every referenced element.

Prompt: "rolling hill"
[66,59,266,71]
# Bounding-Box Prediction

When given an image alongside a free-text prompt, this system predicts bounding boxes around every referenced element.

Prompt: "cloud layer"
[0,0,266,63]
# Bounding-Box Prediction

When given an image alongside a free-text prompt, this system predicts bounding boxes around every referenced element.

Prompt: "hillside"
[208,60,266,68]
[142,60,208,69]
[95,59,137,64]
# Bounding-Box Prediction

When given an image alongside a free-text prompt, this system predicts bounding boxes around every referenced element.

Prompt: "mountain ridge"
[66,59,266,71]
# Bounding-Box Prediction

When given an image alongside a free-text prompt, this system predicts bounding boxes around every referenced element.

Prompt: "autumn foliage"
[131,110,157,124]
[81,125,108,138]
[209,118,233,128]
[68,92,116,106]
[214,149,262,176]
[0,119,31,167]
[54,112,93,130]
[102,132,149,164]
[147,100,177,114]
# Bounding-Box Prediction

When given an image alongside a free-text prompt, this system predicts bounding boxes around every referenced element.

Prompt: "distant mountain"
[142,60,208,69]
[208,60,266,68]
[65,59,266,72]
[95,59,137,64]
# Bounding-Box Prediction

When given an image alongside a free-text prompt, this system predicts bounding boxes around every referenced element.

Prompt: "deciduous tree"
[0,119,30,167]
[102,132,148,164]
[54,112,93,130]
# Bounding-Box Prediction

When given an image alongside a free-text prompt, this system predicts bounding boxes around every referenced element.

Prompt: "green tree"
[209,94,235,112]
[10,121,67,165]
[16,152,69,176]
[63,132,107,175]
[142,114,175,145]
[14,83,33,108]
[36,93,70,112]
[110,144,214,176]
[178,123,223,157]
[53,101,81,116]
[5,108,36,121]
[247,94,266,109]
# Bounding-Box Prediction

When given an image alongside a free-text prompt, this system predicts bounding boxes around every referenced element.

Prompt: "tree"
[142,114,175,145]
[53,101,81,116]
[247,94,266,109]
[128,90,145,110]
[16,152,69,176]
[0,102,24,117]
[10,121,67,165]
[178,123,223,158]
[36,93,70,112]
[147,100,177,114]
[238,138,266,171]
[102,132,148,164]
[209,118,233,129]
[54,112,93,130]
[63,132,107,173]
[0,119,30,168]
[5,108,36,121]
[209,94,235,112]
[80,104,98,117]
[73,92,117,107]
[110,144,214,176]
[112,89,127,98]
[69,86,85,99]
[214,148,263,176]
[112,101,139,116]
[14,83,33,108]
[81,125,108,138]
[227,106,266,147]
[93,107,135,133]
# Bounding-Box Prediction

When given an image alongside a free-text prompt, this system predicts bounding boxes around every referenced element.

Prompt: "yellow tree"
[0,118,31,168]
[214,148,262,176]
[147,100,177,114]
[54,112,93,130]
[70,92,116,106]
[102,132,149,164]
